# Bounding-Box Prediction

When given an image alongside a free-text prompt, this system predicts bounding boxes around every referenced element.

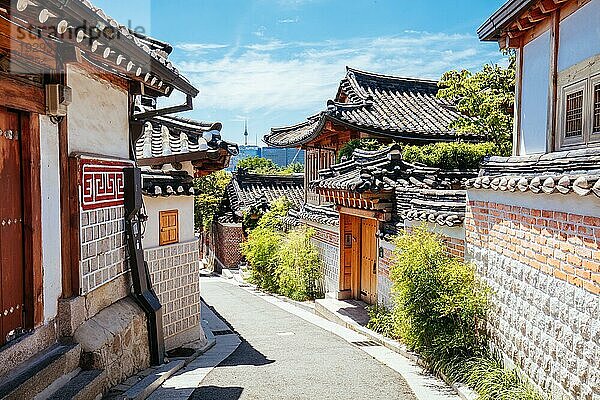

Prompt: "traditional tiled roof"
[315,146,474,193]
[141,170,195,197]
[135,113,239,169]
[288,203,340,227]
[466,148,600,198]
[264,67,481,148]
[315,146,477,228]
[225,170,305,217]
[10,0,197,96]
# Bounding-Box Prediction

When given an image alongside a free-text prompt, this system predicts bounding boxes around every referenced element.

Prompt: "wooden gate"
[360,219,378,305]
[0,107,25,346]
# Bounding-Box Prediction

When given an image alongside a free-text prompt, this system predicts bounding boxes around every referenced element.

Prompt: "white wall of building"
[404,219,466,240]
[142,195,196,250]
[520,30,551,155]
[558,0,600,72]
[67,65,130,159]
[39,115,62,322]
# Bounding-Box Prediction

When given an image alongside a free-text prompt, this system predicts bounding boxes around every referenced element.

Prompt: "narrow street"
[191,277,418,400]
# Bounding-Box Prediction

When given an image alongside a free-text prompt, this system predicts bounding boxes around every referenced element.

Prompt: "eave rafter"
[499,0,569,49]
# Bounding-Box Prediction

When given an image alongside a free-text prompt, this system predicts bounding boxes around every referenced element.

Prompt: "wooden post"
[546,10,560,152]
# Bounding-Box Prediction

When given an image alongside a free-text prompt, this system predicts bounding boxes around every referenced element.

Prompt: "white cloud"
[253,26,267,37]
[171,31,503,117]
[278,17,299,24]
[174,43,229,52]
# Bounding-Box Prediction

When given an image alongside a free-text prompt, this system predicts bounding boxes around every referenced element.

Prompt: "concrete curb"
[314,301,478,400]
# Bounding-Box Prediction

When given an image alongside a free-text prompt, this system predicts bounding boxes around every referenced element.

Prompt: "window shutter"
[159,210,179,246]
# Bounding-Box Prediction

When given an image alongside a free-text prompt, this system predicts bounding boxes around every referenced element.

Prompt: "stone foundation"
[73,297,150,387]
[466,192,600,400]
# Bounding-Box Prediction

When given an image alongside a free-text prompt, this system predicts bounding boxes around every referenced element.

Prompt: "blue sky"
[94,0,507,145]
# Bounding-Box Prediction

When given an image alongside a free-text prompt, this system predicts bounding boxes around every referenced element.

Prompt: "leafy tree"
[193,170,231,231]
[276,227,322,301]
[236,157,280,174]
[241,225,282,292]
[402,141,498,170]
[390,225,489,371]
[282,162,304,174]
[337,139,388,162]
[437,54,515,156]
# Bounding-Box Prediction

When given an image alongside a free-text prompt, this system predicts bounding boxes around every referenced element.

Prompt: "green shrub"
[366,303,397,339]
[402,141,498,170]
[461,356,547,400]
[390,224,490,370]
[337,139,389,162]
[276,228,322,301]
[256,197,292,231]
[241,226,282,292]
[193,170,232,231]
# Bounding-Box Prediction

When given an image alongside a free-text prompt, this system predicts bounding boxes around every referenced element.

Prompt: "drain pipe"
[124,167,165,365]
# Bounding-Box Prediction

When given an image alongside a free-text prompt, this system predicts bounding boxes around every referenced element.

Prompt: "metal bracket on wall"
[124,167,165,366]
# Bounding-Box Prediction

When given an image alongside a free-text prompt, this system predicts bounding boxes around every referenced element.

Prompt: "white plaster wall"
[558,0,600,72]
[142,195,195,250]
[520,31,551,155]
[40,115,62,322]
[67,65,130,159]
[404,220,466,240]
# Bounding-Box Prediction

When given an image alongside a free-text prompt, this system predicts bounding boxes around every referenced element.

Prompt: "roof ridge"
[345,66,439,85]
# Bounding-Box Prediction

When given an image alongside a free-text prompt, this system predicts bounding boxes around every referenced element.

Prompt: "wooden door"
[0,107,25,346]
[360,219,378,305]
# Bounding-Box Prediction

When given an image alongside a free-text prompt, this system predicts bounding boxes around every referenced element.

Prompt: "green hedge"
[402,141,498,170]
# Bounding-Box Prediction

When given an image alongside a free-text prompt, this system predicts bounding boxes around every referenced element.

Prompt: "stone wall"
[377,240,395,308]
[146,239,202,350]
[309,224,340,297]
[466,195,599,400]
[80,206,128,295]
[214,221,244,270]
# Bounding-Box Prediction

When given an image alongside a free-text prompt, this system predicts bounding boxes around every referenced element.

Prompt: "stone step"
[0,343,81,400]
[47,369,107,400]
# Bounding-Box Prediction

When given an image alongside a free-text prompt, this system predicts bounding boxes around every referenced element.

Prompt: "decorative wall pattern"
[312,227,340,295]
[146,240,201,344]
[80,160,129,211]
[80,206,128,294]
[377,244,395,307]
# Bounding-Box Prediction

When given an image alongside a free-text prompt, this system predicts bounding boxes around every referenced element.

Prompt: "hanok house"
[206,169,304,271]
[135,114,238,350]
[0,0,213,398]
[264,67,484,305]
[472,1,600,399]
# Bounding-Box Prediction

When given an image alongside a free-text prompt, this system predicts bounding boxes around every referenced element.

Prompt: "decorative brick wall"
[146,240,200,348]
[214,222,244,269]
[310,225,340,296]
[80,206,128,294]
[466,197,599,400]
[377,241,394,308]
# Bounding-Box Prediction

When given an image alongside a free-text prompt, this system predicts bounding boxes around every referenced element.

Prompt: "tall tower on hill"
[244,120,248,146]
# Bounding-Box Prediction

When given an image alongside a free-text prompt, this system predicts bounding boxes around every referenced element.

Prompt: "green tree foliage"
[241,226,282,292]
[402,141,499,170]
[193,170,231,231]
[390,225,489,369]
[337,139,388,162]
[276,228,322,301]
[437,55,515,156]
[236,157,304,175]
[237,156,280,174]
[366,304,397,339]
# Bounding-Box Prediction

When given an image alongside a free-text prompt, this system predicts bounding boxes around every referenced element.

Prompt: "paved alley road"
[191,277,417,400]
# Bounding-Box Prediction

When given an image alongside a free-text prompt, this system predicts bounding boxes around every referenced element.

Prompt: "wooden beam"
[21,112,43,326]
[527,7,548,22]
[0,74,45,114]
[516,17,535,31]
[539,0,560,13]
[546,10,560,153]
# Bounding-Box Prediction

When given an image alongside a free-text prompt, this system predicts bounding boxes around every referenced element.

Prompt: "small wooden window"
[593,84,600,134]
[159,210,179,246]
[565,90,584,138]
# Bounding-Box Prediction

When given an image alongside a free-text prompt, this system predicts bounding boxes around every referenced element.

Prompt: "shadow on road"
[190,385,244,400]
[219,339,274,367]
